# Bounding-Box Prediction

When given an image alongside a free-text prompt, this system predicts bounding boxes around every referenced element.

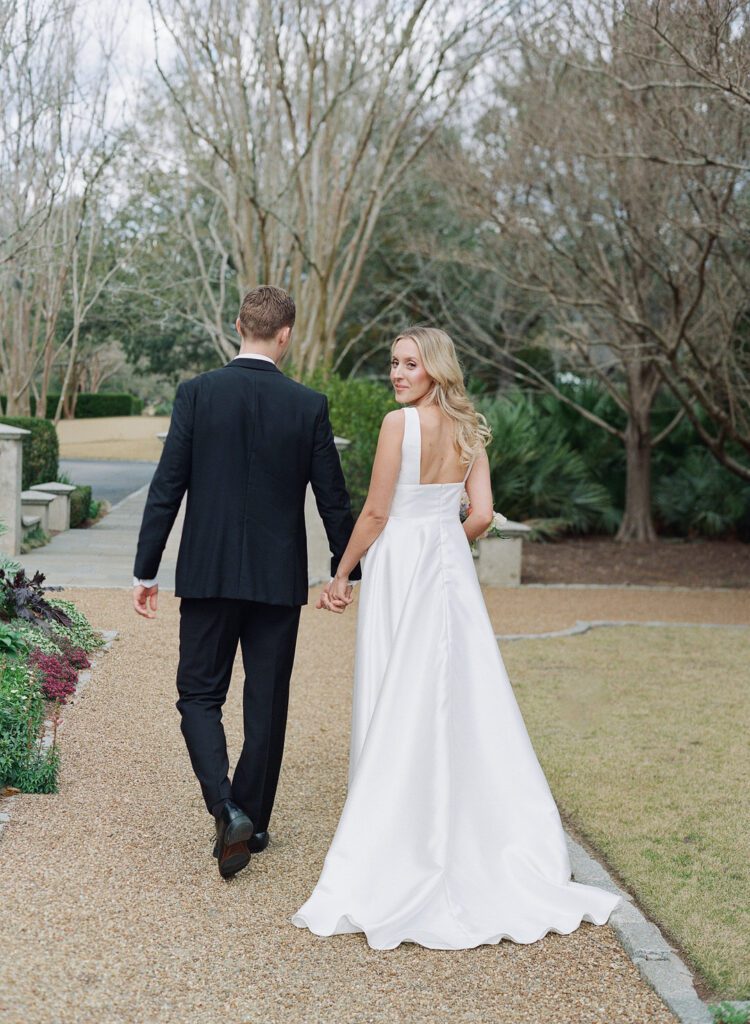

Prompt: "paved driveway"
[59,459,157,506]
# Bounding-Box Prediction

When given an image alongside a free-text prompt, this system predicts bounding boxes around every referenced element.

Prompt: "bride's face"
[390,338,433,405]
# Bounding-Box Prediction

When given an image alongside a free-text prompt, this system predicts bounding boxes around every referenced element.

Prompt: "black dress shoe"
[214,800,254,879]
[248,831,269,853]
[213,830,269,858]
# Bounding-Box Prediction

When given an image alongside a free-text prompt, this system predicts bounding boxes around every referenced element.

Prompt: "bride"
[292,326,622,950]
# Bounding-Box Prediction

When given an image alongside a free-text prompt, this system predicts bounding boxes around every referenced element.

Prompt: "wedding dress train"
[292,406,622,950]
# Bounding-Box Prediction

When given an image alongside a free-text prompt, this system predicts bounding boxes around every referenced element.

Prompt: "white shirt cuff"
[133,576,158,587]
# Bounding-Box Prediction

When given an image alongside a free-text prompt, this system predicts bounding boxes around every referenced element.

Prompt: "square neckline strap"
[403,406,475,487]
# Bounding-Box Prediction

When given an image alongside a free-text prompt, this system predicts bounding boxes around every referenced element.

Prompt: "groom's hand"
[133,584,159,619]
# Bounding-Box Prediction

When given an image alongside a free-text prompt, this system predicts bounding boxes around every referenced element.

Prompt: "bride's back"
[414,406,466,485]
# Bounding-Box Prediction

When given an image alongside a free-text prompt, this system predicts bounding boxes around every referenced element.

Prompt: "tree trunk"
[616,413,656,542]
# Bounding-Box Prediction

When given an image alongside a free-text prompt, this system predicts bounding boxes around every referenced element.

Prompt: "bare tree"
[566,0,750,481]
[434,0,750,540]
[148,0,514,372]
[0,0,123,417]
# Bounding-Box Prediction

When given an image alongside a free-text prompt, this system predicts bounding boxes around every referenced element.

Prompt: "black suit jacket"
[133,358,360,605]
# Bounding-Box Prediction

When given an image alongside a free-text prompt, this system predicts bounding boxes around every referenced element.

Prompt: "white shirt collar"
[232,353,276,365]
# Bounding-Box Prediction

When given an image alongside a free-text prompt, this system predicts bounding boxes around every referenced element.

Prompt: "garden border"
[497,619,750,642]
[0,629,118,843]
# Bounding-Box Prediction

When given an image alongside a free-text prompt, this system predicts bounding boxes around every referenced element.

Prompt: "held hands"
[316,576,353,614]
[133,584,159,619]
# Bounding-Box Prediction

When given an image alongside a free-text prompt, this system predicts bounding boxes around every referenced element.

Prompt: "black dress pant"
[176,597,301,831]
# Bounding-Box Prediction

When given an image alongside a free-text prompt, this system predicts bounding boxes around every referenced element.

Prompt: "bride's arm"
[462,451,494,542]
[328,409,404,591]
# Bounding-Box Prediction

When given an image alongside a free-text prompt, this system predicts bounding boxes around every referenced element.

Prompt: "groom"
[132,285,359,879]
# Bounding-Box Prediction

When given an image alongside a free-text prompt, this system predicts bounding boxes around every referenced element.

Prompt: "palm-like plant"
[477,392,619,538]
[654,450,750,538]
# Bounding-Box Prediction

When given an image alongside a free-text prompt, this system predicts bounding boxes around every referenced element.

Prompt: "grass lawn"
[56,415,171,461]
[502,625,750,1001]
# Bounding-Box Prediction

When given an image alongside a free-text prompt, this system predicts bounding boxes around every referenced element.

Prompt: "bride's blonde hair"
[391,326,492,464]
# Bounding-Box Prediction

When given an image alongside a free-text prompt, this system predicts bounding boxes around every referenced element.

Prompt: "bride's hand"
[315,581,349,613]
[329,576,353,609]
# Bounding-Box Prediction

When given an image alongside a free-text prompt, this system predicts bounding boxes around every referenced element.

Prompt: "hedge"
[69,485,93,529]
[0,416,59,489]
[1,393,143,418]
[302,370,397,515]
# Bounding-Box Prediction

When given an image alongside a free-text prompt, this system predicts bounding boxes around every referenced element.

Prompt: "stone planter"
[475,521,532,587]
[30,482,76,532]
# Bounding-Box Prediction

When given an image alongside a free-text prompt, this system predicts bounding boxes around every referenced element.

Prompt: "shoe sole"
[213,835,268,858]
[218,840,251,879]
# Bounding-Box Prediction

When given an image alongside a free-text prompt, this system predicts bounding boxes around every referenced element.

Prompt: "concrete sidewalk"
[18,486,182,589]
[17,480,334,590]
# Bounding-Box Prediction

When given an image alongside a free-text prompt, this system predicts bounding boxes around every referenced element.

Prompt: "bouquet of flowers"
[459,493,508,539]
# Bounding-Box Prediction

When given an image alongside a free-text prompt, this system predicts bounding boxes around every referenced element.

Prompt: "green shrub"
[69,485,93,528]
[0,656,58,793]
[709,1001,750,1024]
[8,619,63,657]
[654,448,750,538]
[482,384,750,539]
[0,416,59,489]
[302,371,398,515]
[3,393,144,417]
[476,391,619,536]
[46,598,104,652]
[0,395,38,415]
[0,622,30,660]
[47,392,142,418]
[20,524,50,554]
[293,372,750,538]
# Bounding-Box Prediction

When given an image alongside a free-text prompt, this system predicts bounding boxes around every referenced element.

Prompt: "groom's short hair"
[238,286,296,339]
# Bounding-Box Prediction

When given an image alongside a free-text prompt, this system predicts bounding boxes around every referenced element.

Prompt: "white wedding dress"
[292,406,622,949]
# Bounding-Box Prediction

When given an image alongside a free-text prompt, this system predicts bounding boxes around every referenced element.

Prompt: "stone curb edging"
[497,620,750,642]
[0,630,118,843]
[564,831,715,1024]
[521,583,743,593]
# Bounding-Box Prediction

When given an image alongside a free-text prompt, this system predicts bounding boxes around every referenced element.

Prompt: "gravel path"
[1,585,730,1024]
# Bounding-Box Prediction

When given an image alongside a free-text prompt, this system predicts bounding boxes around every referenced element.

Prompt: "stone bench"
[21,490,57,533]
[22,514,42,539]
[475,520,532,587]
[30,481,77,532]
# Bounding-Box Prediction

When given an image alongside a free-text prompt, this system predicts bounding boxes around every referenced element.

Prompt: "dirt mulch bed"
[523,537,750,588]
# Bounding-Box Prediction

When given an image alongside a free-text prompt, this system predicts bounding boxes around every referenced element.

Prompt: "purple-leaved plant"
[0,569,72,627]
[30,649,78,703]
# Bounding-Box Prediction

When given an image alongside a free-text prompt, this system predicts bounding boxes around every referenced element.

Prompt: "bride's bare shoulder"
[381,408,405,430]
[376,408,405,446]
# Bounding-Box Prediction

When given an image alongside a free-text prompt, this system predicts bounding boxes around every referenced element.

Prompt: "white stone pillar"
[0,423,31,557]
